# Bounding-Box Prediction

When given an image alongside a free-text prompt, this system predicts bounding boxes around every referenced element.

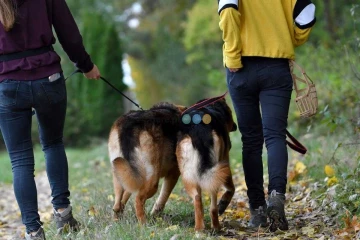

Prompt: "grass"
[0,141,235,239]
[45,142,227,239]
[294,127,359,180]
[1,125,358,239]
[0,146,46,183]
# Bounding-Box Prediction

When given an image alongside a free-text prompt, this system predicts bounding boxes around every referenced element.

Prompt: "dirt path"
[0,172,52,240]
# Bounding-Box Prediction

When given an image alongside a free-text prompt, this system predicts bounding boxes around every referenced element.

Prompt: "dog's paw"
[210,226,221,234]
[218,200,230,215]
[151,203,165,216]
[113,209,123,221]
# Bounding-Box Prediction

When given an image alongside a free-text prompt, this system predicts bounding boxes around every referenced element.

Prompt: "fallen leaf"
[107,194,114,201]
[166,225,179,231]
[234,210,246,219]
[283,230,298,238]
[301,226,315,237]
[327,176,338,186]
[288,170,298,182]
[88,206,97,216]
[169,193,179,200]
[295,161,307,174]
[236,201,246,208]
[324,165,335,177]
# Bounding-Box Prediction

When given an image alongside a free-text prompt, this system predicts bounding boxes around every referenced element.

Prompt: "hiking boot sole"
[268,209,288,232]
[248,221,268,228]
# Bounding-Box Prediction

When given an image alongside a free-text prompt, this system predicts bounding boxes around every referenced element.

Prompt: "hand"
[84,64,101,80]
[229,68,240,72]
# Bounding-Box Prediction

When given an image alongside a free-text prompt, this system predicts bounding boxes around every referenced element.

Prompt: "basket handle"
[290,60,314,94]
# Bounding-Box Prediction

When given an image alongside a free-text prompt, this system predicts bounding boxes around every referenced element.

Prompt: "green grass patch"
[0,146,46,183]
[1,127,358,237]
[0,138,242,239]
[39,143,230,239]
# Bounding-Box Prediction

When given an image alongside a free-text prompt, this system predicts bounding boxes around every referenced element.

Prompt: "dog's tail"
[112,157,144,193]
[199,161,231,193]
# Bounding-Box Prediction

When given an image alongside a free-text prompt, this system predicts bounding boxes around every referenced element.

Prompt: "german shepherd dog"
[176,98,237,231]
[108,102,185,224]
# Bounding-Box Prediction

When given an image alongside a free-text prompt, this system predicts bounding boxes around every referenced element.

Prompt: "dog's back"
[109,102,185,223]
[109,102,181,192]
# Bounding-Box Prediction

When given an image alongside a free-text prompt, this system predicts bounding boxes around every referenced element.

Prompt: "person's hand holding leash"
[84,64,101,79]
[229,68,240,72]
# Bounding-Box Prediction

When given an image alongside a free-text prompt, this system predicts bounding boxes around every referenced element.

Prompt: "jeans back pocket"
[227,68,249,90]
[0,80,19,107]
[40,77,66,105]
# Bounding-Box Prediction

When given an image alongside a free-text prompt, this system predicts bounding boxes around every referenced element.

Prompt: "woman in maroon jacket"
[0,0,101,239]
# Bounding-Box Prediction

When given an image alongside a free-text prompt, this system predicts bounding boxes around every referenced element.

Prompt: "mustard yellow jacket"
[218,0,316,68]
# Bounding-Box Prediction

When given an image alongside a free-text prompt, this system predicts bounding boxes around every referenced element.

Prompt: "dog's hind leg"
[194,188,205,231]
[135,175,159,224]
[135,193,147,224]
[184,183,205,231]
[151,167,180,215]
[122,191,132,206]
[218,173,235,215]
[210,192,221,231]
[112,171,125,220]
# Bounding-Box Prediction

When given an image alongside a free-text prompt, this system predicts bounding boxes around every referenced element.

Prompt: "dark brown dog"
[176,98,237,231]
[108,102,185,224]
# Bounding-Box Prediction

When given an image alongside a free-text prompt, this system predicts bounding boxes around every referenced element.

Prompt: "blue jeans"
[227,57,293,209]
[0,75,70,233]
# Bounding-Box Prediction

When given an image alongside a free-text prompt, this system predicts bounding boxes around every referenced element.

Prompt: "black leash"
[65,69,143,110]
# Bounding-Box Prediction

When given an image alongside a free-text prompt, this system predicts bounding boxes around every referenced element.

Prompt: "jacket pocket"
[0,80,19,107]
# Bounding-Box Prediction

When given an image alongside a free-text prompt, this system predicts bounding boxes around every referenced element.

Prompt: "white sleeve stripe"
[218,0,238,13]
[295,4,316,25]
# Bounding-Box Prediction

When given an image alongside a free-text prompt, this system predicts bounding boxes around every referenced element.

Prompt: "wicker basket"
[290,60,318,118]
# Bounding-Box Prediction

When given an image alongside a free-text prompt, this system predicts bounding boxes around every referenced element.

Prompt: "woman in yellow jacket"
[218,0,316,231]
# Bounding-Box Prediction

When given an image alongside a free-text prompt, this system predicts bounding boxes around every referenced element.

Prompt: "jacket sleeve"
[293,0,316,47]
[51,0,94,73]
[218,0,242,68]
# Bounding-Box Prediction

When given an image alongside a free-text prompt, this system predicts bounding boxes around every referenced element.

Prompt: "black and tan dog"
[176,98,237,231]
[108,102,185,224]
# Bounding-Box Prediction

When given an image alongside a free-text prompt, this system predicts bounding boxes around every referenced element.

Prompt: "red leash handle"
[286,130,307,154]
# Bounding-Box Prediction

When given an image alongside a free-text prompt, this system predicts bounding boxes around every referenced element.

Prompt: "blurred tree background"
[75,0,359,132]
[19,0,360,146]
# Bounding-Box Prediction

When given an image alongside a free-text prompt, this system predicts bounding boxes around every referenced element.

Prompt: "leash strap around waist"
[0,46,54,62]
[286,130,307,154]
